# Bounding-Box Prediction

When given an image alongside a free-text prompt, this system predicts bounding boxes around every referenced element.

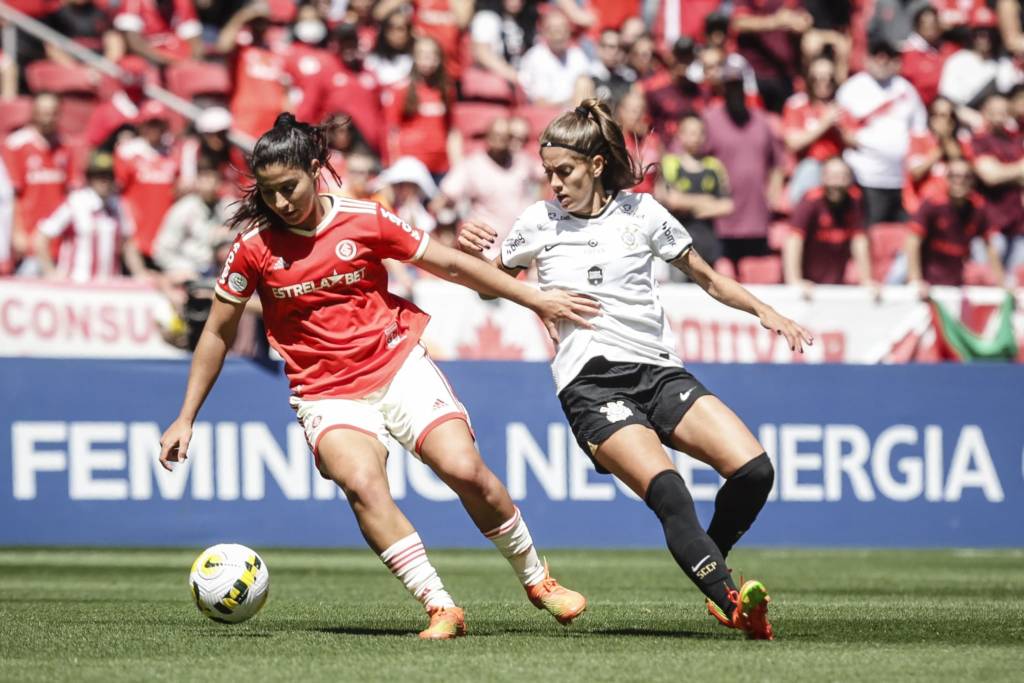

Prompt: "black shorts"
[558,356,714,474]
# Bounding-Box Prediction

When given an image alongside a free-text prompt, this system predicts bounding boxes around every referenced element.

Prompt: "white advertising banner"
[0,278,185,358]
[414,280,1024,364]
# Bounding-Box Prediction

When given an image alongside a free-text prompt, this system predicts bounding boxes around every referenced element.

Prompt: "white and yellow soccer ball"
[189,543,270,624]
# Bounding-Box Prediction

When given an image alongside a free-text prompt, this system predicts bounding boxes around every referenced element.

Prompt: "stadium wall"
[1,358,1021,548]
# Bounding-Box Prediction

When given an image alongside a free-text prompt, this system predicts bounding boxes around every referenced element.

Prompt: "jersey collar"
[286,194,340,236]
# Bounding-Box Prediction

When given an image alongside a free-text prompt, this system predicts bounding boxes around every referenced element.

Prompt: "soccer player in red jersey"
[158,114,596,640]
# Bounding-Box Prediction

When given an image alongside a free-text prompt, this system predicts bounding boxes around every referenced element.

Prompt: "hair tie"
[574,105,590,118]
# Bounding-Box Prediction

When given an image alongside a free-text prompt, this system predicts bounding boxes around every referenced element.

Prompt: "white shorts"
[289,345,472,463]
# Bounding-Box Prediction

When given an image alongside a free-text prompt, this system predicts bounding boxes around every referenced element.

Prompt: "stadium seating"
[459,67,516,104]
[0,97,33,135]
[25,60,97,95]
[165,60,231,101]
[767,221,790,251]
[963,260,998,286]
[513,104,565,145]
[868,222,908,281]
[737,255,783,284]
[713,258,737,279]
[452,101,511,141]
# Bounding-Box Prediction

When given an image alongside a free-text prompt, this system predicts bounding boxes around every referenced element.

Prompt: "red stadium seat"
[738,255,783,284]
[460,67,516,104]
[165,60,231,100]
[963,261,998,286]
[452,102,511,140]
[713,258,736,279]
[1015,264,1024,288]
[514,104,565,145]
[869,222,908,281]
[767,221,791,251]
[57,96,99,139]
[0,97,33,135]
[25,60,98,95]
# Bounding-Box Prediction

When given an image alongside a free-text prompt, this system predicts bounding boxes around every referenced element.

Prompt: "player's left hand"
[758,307,814,353]
[534,288,601,343]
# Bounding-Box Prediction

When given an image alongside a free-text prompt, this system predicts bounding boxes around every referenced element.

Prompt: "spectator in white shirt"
[152,161,233,279]
[837,38,928,226]
[35,152,147,283]
[517,9,592,106]
[470,0,537,84]
[939,6,1023,117]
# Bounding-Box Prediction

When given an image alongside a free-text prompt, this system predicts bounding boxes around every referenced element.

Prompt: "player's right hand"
[159,418,193,472]
[457,221,497,257]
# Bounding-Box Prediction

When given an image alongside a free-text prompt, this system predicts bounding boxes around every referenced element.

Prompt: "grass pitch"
[1,547,1022,682]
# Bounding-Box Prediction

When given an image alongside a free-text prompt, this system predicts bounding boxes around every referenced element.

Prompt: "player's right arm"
[159,296,246,471]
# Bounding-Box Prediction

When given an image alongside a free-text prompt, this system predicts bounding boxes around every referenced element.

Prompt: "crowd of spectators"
[3,0,1024,342]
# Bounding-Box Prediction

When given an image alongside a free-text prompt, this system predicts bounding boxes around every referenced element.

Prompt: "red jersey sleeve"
[909,201,932,236]
[214,228,263,303]
[374,203,430,261]
[2,142,25,194]
[788,195,816,237]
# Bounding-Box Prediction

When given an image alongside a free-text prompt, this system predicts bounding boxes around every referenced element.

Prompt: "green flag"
[929,292,1018,361]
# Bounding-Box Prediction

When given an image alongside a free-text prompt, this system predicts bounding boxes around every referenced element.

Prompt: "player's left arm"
[672,246,814,353]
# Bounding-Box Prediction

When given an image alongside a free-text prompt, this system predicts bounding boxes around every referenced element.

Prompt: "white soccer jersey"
[501,191,693,392]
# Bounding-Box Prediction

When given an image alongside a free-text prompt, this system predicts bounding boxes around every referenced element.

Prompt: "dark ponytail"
[539,98,646,193]
[227,113,344,230]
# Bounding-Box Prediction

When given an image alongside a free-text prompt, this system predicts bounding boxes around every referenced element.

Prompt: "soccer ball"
[189,543,270,624]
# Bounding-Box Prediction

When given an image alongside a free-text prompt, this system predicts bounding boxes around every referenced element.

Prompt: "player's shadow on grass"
[314,626,423,637]
[583,626,719,639]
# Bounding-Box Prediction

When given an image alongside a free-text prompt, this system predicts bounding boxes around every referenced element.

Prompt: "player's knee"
[439,453,492,493]
[337,468,391,509]
[741,452,774,493]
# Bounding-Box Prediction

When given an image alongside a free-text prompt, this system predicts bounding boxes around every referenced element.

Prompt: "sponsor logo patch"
[228,272,248,292]
[587,266,603,285]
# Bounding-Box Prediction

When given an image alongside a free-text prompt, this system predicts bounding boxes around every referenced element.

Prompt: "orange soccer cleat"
[706,579,774,641]
[525,560,587,625]
[418,605,467,640]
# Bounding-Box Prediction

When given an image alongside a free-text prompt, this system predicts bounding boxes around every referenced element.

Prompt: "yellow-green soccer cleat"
[418,606,467,640]
[706,579,774,640]
[525,560,587,625]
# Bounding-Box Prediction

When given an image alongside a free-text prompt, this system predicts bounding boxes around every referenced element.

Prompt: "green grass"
[1,548,1022,682]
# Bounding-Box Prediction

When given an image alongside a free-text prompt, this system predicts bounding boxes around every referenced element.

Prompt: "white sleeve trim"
[113,14,145,33]
[214,284,249,304]
[410,232,430,262]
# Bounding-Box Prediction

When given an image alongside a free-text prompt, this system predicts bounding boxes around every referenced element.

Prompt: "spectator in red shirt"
[383,36,457,176]
[642,37,700,143]
[970,92,1024,280]
[409,0,473,81]
[2,92,72,270]
[731,0,813,113]
[906,158,997,294]
[285,3,334,115]
[84,55,153,150]
[114,0,203,65]
[783,157,876,296]
[904,96,970,215]
[782,55,845,205]
[114,101,180,260]
[901,5,954,107]
[218,2,290,140]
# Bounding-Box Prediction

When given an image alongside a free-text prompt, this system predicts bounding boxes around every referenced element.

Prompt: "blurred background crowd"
[2,0,1024,353]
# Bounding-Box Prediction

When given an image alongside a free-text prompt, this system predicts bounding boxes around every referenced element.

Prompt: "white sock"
[484,506,546,587]
[379,532,455,610]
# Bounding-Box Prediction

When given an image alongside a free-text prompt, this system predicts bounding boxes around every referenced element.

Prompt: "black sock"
[707,453,774,558]
[645,469,736,615]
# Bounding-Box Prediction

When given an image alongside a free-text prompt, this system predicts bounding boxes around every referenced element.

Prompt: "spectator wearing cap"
[84,56,156,151]
[113,101,180,260]
[730,0,813,113]
[906,157,997,294]
[837,39,927,226]
[517,9,592,107]
[383,35,458,176]
[641,36,700,143]
[43,0,125,65]
[656,113,733,267]
[901,5,956,108]
[365,6,415,88]
[576,28,634,110]
[868,0,934,48]
[114,0,203,65]
[703,62,786,265]
[217,2,290,140]
[433,116,542,260]
[783,157,876,297]
[35,152,146,283]
[151,158,233,281]
[969,92,1024,279]
[904,96,969,215]
[939,5,1024,113]
[2,92,73,272]
[299,23,385,155]
[376,155,439,233]
[470,0,538,86]
[782,55,846,206]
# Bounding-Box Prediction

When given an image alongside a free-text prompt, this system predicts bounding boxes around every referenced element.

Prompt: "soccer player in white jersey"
[158,114,597,639]
[458,99,814,640]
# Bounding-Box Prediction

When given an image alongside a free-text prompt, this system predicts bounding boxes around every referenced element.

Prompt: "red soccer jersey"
[413,0,464,79]
[789,187,866,284]
[2,126,72,238]
[113,0,200,61]
[383,80,451,173]
[230,45,289,140]
[299,63,385,154]
[214,196,432,400]
[968,129,1024,236]
[909,194,986,286]
[781,92,844,162]
[114,136,179,257]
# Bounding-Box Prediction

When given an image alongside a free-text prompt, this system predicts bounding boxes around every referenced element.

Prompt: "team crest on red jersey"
[335,240,357,261]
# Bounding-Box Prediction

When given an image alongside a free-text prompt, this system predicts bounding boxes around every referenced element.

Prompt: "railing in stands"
[0,1,255,152]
